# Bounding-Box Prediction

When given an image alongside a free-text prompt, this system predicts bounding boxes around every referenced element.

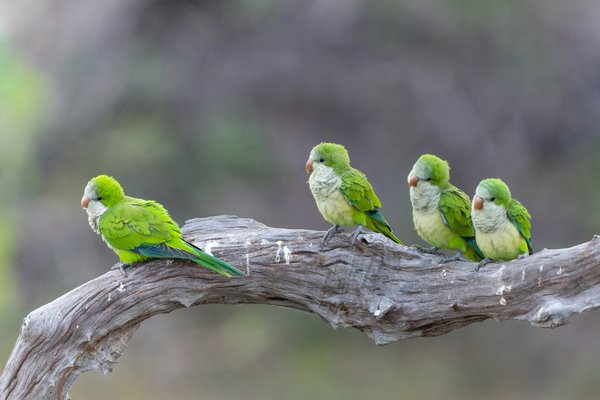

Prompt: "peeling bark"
[2,215,600,399]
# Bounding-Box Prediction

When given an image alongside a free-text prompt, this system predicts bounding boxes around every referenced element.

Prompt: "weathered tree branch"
[2,215,600,399]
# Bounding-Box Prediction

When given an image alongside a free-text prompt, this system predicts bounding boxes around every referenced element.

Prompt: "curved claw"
[475,258,494,271]
[320,225,342,248]
[111,261,131,277]
[349,226,364,246]
[412,245,442,255]
[440,251,466,264]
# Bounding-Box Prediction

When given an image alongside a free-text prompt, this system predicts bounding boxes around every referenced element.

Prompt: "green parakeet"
[81,175,244,277]
[408,154,484,262]
[306,142,402,246]
[471,178,532,270]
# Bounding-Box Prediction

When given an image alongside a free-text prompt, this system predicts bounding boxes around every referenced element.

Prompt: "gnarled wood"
[2,215,600,399]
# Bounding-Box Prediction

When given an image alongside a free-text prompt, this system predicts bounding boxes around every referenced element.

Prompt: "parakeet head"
[472,178,511,211]
[81,175,125,216]
[407,154,450,189]
[306,142,350,175]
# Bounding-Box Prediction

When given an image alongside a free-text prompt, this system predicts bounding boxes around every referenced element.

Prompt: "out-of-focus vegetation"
[0,42,47,354]
[2,1,600,399]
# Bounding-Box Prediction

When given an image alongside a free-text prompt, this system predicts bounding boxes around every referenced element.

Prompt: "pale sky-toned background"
[2,1,600,399]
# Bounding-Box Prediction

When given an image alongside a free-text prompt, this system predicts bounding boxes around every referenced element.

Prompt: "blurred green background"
[2,1,600,399]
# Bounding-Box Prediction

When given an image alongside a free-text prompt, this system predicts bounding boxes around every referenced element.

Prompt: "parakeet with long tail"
[408,154,483,262]
[471,178,532,270]
[81,175,244,277]
[306,142,402,246]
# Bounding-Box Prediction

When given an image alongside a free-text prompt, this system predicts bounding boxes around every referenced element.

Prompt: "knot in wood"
[529,300,573,328]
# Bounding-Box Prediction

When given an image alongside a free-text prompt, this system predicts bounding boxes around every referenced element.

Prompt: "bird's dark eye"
[319,158,325,163]
[490,197,495,201]
[96,197,103,201]
[425,178,431,181]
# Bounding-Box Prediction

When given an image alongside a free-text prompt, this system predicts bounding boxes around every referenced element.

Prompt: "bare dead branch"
[2,215,600,399]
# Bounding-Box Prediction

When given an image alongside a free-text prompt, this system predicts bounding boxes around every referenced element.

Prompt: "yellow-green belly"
[316,190,357,226]
[413,209,462,251]
[476,223,525,261]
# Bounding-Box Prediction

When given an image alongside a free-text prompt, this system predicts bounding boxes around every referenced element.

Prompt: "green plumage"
[438,186,484,261]
[438,186,474,237]
[507,198,533,255]
[472,178,533,262]
[308,143,402,245]
[84,175,243,277]
[339,169,401,243]
[408,154,483,261]
[340,168,381,213]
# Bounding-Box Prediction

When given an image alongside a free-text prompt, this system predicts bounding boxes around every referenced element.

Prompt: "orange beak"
[473,196,483,210]
[81,196,90,209]
[306,159,313,174]
[408,176,419,187]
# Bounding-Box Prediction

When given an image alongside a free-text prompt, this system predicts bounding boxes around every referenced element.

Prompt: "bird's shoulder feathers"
[99,196,180,249]
[339,167,382,212]
[438,184,474,237]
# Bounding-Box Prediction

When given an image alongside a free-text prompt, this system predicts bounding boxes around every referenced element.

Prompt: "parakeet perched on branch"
[81,175,243,277]
[471,178,532,270]
[306,142,402,246]
[408,154,483,262]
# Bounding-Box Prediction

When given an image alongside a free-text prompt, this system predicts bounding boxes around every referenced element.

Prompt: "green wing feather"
[99,197,244,277]
[340,168,402,244]
[438,186,475,237]
[507,199,533,255]
[340,168,382,211]
[438,185,484,260]
[100,197,176,249]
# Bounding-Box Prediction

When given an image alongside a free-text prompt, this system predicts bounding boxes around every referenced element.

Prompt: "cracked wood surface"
[2,215,600,399]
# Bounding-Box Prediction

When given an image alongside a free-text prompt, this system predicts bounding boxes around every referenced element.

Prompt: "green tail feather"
[463,237,484,262]
[368,218,403,245]
[183,241,245,278]
[195,252,245,278]
[132,240,244,277]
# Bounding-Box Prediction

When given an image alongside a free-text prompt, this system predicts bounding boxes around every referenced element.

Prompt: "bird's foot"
[111,261,131,278]
[440,251,466,264]
[321,225,342,248]
[475,258,495,271]
[349,226,366,246]
[517,253,529,260]
[411,245,442,255]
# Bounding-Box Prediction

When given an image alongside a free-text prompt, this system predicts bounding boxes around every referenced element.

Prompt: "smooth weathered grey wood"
[2,215,600,399]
